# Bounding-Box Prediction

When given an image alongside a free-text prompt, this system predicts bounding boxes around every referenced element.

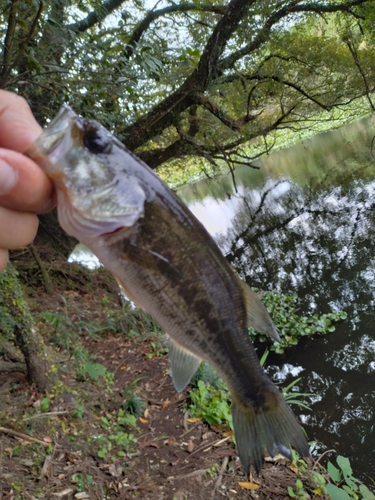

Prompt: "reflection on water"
[180,115,375,481]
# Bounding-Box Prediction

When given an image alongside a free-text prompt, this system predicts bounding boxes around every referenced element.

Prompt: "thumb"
[0,150,55,214]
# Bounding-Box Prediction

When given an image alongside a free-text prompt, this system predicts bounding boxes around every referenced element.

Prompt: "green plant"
[187,378,232,428]
[287,454,375,500]
[77,361,108,381]
[122,378,146,417]
[145,339,168,359]
[206,463,220,478]
[123,394,146,417]
[288,479,308,499]
[248,290,347,354]
[326,456,375,500]
[186,355,313,429]
[262,349,313,411]
[71,473,94,492]
[93,408,138,460]
[282,377,312,411]
[40,397,50,412]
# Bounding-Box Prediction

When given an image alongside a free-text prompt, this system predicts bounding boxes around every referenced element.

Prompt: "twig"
[179,422,201,438]
[0,426,50,446]
[23,411,69,421]
[183,409,190,432]
[313,449,336,470]
[183,435,233,462]
[213,456,229,494]
[0,438,3,476]
[167,469,207,482]
[203,435,232,451]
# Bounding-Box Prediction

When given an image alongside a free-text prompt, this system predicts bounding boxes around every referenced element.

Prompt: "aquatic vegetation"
[248,290,347,354]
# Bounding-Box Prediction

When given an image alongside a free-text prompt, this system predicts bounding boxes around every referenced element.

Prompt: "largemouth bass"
[28,107,309,473]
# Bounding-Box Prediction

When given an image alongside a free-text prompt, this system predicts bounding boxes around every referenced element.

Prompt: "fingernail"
[0,158,18,195]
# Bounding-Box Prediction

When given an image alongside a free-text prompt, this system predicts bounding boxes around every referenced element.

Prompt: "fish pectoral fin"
[237,276,280,342]
[167,336,202,392]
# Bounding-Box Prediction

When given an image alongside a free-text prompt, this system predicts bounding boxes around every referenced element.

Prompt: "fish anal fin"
[237,276,280,342]
[167,337,201,392]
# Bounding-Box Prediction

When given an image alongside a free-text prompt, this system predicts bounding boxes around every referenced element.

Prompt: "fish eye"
[83,128,111,154]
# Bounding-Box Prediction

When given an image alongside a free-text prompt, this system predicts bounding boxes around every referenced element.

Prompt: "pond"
[179,115,375,482]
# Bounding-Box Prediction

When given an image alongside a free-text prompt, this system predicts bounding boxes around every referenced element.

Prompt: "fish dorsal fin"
[167,336,202,392]
[236,276,280,342]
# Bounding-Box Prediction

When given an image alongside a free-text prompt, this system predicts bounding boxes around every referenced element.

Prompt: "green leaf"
[359,484,375,500]
[328,461,342,483]
[97,448,107,458]
[337,456,353,478]
[326,483,353,500]
[342,484,357,496]
[287,486,296,497]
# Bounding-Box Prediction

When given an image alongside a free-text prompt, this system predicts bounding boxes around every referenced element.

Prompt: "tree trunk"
[0,261,54,391]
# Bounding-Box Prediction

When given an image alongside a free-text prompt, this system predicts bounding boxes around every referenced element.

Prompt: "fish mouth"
[36,106,76,155]
[27,106,78,173]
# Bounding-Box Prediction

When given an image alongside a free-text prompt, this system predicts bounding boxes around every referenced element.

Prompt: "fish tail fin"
[231,387,309,475]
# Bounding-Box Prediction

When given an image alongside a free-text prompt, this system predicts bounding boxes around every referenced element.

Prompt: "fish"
[27,106,309,474]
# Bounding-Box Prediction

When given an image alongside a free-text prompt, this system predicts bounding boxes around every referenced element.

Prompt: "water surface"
[179,115,375,481]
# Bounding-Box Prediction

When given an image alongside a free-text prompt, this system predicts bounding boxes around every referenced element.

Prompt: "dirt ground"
[0,269,329,500]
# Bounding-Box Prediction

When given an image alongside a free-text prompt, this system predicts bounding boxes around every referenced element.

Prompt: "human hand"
[0,90,54,272]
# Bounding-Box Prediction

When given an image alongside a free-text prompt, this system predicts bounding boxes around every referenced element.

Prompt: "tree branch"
[67,0,128,33]
[219,0,368,70]
[0,1,17,85]
[139,104,296,169]
[257,75,331,110]
[194,93,241,131]
[196,0,257,86]
[345,37,375,111]
[17,2,44,65]
[124,4,226,59]
[120,0,258,150]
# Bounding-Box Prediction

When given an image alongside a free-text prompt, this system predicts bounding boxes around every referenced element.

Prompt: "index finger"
[0,90,42,152]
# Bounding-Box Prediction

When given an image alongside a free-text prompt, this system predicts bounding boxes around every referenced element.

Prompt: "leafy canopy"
[1,0,374,173]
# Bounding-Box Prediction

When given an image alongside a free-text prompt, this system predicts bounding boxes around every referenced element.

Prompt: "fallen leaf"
[144,408,149,418]
[238,482,260,490]
[109,463,123,478]
[289,464,299,474]
[187,417,201,423]
[140,439,160,450]
[162,399,170,409]
[165,436,176,445]
[187,439,194,453]
[39,455,53,480]
[139,417,148,424]
[222,430,234,437]
[52,488,74,498]
[265,454,285,463]
[43,436,52,443]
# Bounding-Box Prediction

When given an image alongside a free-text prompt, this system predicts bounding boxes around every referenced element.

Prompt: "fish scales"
[27,106,309,474]
[108,198,265,394]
